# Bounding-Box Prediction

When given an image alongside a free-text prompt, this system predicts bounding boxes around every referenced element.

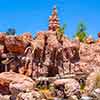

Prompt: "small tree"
[56,23,66,41]
[6,28,16,35]
[75,22,87,42]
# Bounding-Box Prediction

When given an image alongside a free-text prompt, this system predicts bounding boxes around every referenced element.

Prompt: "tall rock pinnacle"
[48,6,60,31]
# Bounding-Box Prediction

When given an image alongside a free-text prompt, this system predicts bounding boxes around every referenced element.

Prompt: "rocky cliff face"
[0,6,100,100]
[79,43,100,73]
[0,30,99,79]
[0,6,99,79]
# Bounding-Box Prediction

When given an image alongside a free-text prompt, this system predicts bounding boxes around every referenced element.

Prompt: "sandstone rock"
[68,95,78,100]
[54,78,80,97]
[0,94,11,100]
[1,53,7,59]
[36,32,45,40]
[96,38,100,44]
[1,29,100,78]
[0,6,100,99]
[47,34,59,50]
[21,32,33,42]
[0,32,6,43]
[54,79,70,85]
[31,32,45,50]
[48,6,60,31]
[0,44,5,56]
[64,79,80,96]
[92,88,100,99]
[17,90,44,100]
[79,43,100,74]
[0,72,36,95]
[84,70,100,95]
[85,36,94,44]
[9,80,34,96]
[5,36,28,54]
[81,96,93,100]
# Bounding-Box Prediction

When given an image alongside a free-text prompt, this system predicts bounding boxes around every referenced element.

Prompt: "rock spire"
[48,5,60,31]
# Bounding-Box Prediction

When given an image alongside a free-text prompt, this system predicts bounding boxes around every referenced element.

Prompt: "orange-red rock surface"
[0,6,99,100]
[0,30,100,78]
[0,72,36,95]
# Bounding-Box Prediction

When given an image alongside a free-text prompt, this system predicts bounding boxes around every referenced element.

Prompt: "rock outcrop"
[0,72,36,95]
[54,78,80,97]
[17,90,45,100]
[5,35,29,54]
[48,6,60,31]
[84,70,100,95]
[0,5,99,100]
[0,6,99,79]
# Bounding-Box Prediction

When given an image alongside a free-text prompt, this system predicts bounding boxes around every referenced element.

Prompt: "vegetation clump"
[56,24,66,41]
[75,22,87,42]
[6,28,16,35]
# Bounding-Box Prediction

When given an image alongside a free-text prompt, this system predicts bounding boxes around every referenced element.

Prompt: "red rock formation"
[54,78,80,97]
[0,6,99,79]
[48,6,60,31]
[0,72,36,95]
[4,35,28,54]
[0,32,6,43]
[21,32,33,42]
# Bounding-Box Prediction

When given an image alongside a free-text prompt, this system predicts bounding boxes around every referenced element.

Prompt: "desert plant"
[79,78,86,91]
[56,24,66,41]
[75,22,87,42]
[6,28,16,35]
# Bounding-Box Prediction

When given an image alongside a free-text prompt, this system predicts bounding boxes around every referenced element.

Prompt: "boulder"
[92,88,100,99]
[0,72,36,95]
[5,36,28,54]
[54,78,80,97]
[84,70,100,95]
[81,96,93,100]
[68,95,78,100]
[0,94,11,100]
[17,90,44,100]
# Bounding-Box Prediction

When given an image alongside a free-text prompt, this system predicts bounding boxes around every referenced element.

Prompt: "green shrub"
[6,28,16,35]
[56,24,66,41]
[75,22,87,42]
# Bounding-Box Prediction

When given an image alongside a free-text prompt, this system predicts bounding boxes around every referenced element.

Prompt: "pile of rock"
[0,72,47,100]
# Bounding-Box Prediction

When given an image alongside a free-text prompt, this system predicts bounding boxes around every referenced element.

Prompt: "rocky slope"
[0,6,99,99]
[0,31,100,78]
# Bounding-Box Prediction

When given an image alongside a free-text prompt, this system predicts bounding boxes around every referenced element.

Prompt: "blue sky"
[0,0,99,39]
